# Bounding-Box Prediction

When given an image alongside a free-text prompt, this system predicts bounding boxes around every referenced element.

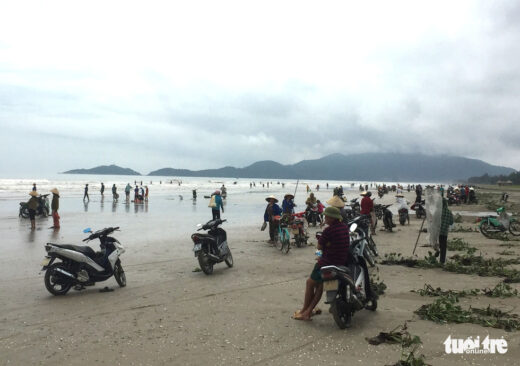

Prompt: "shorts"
[28,209,36,220]
[310,263,323,283]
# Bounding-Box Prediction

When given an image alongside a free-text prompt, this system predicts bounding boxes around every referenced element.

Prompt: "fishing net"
[425,187,442,249]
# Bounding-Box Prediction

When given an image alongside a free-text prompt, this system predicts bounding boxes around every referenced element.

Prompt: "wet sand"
[1,189,520,365]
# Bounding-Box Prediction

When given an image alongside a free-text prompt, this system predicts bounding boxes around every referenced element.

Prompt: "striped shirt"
[318,221,350,267]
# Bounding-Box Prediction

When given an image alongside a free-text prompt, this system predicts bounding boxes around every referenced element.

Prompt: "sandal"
[312,308,322,316]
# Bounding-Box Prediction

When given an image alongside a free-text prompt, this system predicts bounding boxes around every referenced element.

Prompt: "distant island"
[63,164,141,176]
[63,153,515,181]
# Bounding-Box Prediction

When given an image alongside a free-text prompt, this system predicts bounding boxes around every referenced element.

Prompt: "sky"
[1,0,520,176]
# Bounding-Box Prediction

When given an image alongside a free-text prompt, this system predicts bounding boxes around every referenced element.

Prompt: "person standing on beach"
[83,184,89,201]
[282,194,296,215]
[360,191,375,235]
[437,198,454,264]
[50,188,60,229]
[27,191,39,230]
[125,183,131,201]
[100,182,105,197]
[112,184,118,201]
[32,183,37,192]
[263,195,282,243]
[145,186,149,201]
[209,190,224,220]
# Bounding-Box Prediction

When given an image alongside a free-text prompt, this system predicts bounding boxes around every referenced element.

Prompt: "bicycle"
[273,216,291,254]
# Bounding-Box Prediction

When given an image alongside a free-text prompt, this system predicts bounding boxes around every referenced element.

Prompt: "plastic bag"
[208,195,217,208]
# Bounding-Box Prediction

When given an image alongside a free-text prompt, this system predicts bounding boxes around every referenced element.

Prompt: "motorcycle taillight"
[191,234,201,243]
[321,270,336,280]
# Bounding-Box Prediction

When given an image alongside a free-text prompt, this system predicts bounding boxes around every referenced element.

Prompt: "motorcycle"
[479,207,520,238]
[291,212,308,248]
[349,198,360,216]
[41,227,126,295]
[382,205,396,232]
[305,204,320,227]
[347,215,378,265]
[398,208,410,225]
[374,204,384,220]
[320,223,377,329]
[191,219,233,275]
[410,200,426,219]
[19,194,50,218]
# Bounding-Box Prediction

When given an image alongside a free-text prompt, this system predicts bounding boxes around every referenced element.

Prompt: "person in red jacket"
[360,191,376,235]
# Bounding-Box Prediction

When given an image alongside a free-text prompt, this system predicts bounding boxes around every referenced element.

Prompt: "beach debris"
[453,213,463,223]
[412,282,517,300]
[367,323,430,366]
[415,295,520,331]
[99,287,114,293]
[192,267,202,272]
[451,225,478,232]
[446,237,475,251]
[498,250,516,256]
[381,247,520,283]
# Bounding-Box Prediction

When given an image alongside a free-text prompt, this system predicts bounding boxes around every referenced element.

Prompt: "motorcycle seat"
[336,265,350,274]
[51,244,97,258]
[195,234,216,242]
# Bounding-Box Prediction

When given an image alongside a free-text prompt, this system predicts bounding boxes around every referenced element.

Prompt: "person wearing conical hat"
[27,191,39,230]
[326,195,349,222]
[50,188,60,229]
[264,195,282,243]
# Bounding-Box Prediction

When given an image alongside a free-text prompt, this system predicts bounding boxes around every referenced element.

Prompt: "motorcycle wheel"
[225,250,234,267]
[399,216,406,226]
[295,234,303,248]
[44,263,73,296]
[365,297,378,311]
[384,218,393,232]
[479,221,492,238]
[509,221,520,236]
[311,216,317,227]
[363,248,375,267]
[368,236,378,256]
[114,261,126,287]
[20,207,29,218]
[198,253,214,275]
[281,229,290,254]
[330,298,352,329]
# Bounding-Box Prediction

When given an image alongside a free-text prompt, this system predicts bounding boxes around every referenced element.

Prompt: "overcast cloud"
[1,0,519,176]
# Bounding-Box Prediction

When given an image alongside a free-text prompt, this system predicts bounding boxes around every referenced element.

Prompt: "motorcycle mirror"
[349,223,358,233]
[83,228,92,233]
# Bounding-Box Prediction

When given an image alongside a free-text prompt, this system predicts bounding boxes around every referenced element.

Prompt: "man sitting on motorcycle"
[293,207,349,321]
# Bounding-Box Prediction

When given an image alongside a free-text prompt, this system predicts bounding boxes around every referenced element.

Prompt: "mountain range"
[63,154,516,181]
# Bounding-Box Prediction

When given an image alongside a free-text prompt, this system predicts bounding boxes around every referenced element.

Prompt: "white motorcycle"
[41,227,126,295]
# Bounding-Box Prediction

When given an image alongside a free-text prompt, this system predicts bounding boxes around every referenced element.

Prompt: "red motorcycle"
[291,212,308,248]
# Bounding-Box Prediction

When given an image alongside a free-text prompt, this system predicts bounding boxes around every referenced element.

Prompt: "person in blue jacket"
[211,190,224,220]
[282,193,296,215]
[264,195,282,243]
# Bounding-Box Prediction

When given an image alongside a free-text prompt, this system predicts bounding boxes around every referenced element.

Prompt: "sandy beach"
[1,187,520,366]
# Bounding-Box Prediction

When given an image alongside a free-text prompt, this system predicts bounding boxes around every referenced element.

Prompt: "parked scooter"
[291,212,308,248]
[305,204,320,227]
[191,219,233,275]
[320,223,377,329]
[410,200,426,219]
[19,194,50,218]
[479,207,520,238]
[398,208,410,225]
[382,205,395,232]
[41,227,126,295]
